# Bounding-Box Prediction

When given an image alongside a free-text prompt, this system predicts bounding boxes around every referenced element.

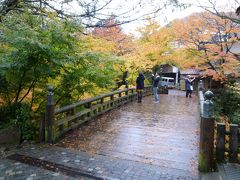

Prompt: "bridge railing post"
[216,123,225,163]
[110,95,114,107]
[45,86,55,143]
[199,90,215,172]
[229,124,238,163]
[198,79,204,92]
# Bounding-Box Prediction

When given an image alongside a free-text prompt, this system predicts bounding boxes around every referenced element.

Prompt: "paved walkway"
[5,144,199,180]
[1,90,200,179]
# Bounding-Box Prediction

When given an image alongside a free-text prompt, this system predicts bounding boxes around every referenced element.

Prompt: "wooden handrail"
[55,88,136,114]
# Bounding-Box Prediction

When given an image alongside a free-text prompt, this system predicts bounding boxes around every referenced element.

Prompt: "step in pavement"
[4,144,200,180]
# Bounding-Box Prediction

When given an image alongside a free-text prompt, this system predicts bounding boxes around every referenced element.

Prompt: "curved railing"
[40,86,152,143]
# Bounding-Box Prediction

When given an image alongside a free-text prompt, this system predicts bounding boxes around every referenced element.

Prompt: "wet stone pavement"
[0,159,80,180]
[1,90,200,179]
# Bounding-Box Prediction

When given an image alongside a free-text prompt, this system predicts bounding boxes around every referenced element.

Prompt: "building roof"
[180,68,200,75]
[161,64,179,73]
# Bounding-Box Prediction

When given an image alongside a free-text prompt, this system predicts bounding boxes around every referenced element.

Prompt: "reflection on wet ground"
[57,90,200,175]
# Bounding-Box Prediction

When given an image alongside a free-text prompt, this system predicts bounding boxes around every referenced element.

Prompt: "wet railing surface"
[46,86,152,142]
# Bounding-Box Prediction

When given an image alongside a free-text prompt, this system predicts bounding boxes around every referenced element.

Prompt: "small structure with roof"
[159,64,180,86]
[179,68,200,91]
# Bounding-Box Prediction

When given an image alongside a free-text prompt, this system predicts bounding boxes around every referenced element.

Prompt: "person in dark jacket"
[185,75,195,98]
[152,73,160,103]
[136,72,145,103]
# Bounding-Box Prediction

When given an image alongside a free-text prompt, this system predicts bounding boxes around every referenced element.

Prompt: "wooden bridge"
[4,85,240,179]
[20,86,199,179]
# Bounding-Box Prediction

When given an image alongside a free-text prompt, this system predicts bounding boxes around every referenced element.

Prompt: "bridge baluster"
[199,90,215,172]
[110,95,114,107]
[67,108,75,127]
[229,124,238,163]
[100,97,104,111]
[85,102,92,117]
[216,123,225,163]
[46,86,55,143]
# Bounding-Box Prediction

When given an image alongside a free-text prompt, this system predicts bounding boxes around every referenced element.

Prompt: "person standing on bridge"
[185,75,195,98]
[152,73,160,103]
[136,72,145,103]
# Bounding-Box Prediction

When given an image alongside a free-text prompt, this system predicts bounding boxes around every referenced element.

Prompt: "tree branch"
[19,80,36,103]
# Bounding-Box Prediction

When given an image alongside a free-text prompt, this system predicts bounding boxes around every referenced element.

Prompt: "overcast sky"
[120,0,239,35]
[53,0,239,35]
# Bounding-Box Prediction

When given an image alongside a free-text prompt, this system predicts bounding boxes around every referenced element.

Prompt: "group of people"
[136,72,195,103]
[136,72,160,103]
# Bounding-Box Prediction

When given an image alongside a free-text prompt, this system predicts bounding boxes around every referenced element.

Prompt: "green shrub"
[213,85,240,124]
[0,103,36,142]
[213,97,223,121]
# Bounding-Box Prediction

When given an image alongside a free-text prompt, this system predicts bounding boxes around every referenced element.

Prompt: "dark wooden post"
[39,112,45,142]
[229,124,238,163]
[118,92,122,106]
[85,102,92,117]
[110,95,114,107]
[46,86,54,143]
[68,108,75,127]
[199,117,215,172]
[216,123,225,163]
[100,98,104,111]
[199,90,215,172]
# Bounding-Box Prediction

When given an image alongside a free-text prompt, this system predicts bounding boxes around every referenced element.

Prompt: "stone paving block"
[223,163,240,180]
[12,144,199,179]
[0,159,87,180]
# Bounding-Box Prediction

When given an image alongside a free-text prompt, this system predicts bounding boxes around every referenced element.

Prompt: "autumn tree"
[171,11,240,82]
[0,10,123,139]
[121,19,177,84]
[92,16,135,56]
[127,18,185,72]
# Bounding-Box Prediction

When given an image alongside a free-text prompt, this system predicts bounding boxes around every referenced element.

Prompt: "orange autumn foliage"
[171,11,240,82]
[92,17,135,56]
